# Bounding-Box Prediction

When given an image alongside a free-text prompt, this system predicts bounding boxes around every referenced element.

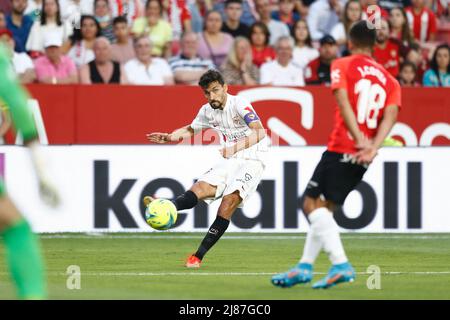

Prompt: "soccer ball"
[145,199,178,230]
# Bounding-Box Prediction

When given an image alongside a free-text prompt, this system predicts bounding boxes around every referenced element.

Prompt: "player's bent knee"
[302,196,317,215]
[190,181,216,200]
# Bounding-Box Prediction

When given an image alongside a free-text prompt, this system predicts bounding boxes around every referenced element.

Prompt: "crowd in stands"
[0,0,448,87]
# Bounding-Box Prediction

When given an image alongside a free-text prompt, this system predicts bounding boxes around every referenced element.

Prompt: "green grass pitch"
[1,233,450,299]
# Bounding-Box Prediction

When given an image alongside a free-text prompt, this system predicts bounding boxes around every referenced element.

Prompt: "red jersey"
[252,46,276,68]
[328,54,402,154]
[373,39,400,77]
[405,6,437,42]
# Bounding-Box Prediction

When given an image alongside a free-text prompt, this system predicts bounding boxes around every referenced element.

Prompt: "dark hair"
[349,20,376,49]
[249,21,270,46]
[225,0,242,7]
[70,15,101,44]
[389,7,414,46]
[198,69,225,89]
[429,43,450,86]
[407,41,420,53]
[41,0,62,26]
[291,19,312,48]
[112,15,128,26]
[400,61,417,73]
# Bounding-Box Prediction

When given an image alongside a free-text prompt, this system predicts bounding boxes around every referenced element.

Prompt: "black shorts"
[304,151,368,205]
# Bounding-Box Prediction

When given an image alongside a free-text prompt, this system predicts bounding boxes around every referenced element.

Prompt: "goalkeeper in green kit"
[0,43,59,299]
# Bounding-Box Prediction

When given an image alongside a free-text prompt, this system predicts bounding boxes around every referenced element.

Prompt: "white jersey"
[191,94,270,165]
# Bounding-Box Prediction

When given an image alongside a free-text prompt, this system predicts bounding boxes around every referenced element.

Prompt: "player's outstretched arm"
[146,125,195,144]
[356,104,399,164]
[26,140,61,207]
[334,88,369,149]
[220,121,266,159]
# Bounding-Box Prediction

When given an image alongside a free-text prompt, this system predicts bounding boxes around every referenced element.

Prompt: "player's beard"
[209,100,223,109]
[376,35,386,44]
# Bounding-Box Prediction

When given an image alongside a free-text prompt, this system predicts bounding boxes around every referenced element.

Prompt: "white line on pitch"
[39,234,450,240]
[1,271,450,277]
[26,271,450,277]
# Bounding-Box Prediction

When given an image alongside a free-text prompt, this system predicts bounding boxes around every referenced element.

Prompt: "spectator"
[0,9,6,29]
[26,0,73,57]
[373,19,400,78]
[330,0,362,48]
[79,37,127,83]
[304,34,337,85]
[109,0,144,26]
[271,0,299,30]
[132,0,173,58]
[6,0,34,52]
[423,43,450,87]
[389,7,414,47]
[0,28,35,83]
[221,0,250,39]
[249,21,275,67]
[213,0,258,27]
[260,35,304,86]
[25,0,42,18]
[94,0,114,42]
[291,19,319,69]
[405,42,428,82]
[221,36,259,84]
[398,61,419,86]
[111,16,135,64]
[124,35,174,84]
[67,15,100,67]
[255,0,289,45]
[34,32,78,83]
[306,0,343,41]
[405,0,437,43]
[162,0,192,46]
[59,0,94,25]
[168,31,214,85]
[197,10,233,68]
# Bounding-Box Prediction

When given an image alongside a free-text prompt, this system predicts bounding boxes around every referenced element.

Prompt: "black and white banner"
[1,146,449,233]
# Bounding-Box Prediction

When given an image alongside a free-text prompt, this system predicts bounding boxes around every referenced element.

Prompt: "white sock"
[303,207,348,265]
[299,224,322,265]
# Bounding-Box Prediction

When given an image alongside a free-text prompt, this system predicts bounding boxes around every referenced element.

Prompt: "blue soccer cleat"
[312,262,355,289]
[271,263,313,288]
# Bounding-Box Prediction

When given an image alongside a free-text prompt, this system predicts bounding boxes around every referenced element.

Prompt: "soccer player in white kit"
[146,69,269,268]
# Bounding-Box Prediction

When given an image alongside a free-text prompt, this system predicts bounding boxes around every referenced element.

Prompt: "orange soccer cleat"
[185,254,202,268]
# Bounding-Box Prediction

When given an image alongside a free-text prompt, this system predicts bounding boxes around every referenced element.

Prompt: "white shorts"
[198,158,265,208]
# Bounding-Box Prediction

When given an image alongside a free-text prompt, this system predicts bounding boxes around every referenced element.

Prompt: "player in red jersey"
[272,20,401,289]
[405,0,438,43]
